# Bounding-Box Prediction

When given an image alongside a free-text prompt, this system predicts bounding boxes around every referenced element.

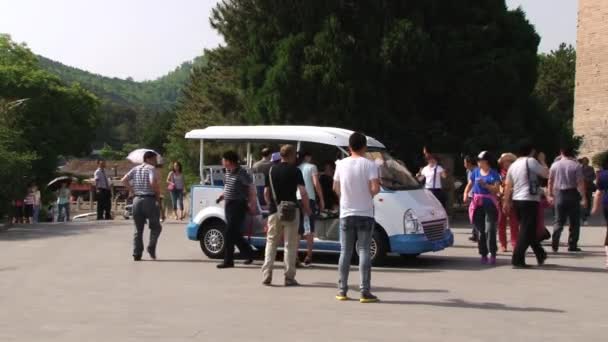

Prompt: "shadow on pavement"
[303,281,448,294]
[0,223,103,241]
[379,298,565,313]
[535,263,608,274]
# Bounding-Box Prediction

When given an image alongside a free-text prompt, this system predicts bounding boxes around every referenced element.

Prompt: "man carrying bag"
[261,145,312,286]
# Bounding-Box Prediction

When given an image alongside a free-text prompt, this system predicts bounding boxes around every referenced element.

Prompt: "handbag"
[269,166,297,222]
[526,158,540,196]
[167,173,176,191]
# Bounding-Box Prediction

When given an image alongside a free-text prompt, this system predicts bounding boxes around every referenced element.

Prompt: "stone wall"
[574,0,608,156]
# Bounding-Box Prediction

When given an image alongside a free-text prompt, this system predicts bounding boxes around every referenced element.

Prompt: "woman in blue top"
[592,158,608,268]
[463,151,501,265]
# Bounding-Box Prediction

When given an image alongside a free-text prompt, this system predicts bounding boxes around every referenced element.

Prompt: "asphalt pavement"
[1,219,607,341]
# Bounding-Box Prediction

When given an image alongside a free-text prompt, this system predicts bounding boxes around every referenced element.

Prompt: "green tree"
[534,43,579,151]
[166,47,245,175]
[0,34,99,184]
[207,0,558,164]
[37,55,208,150]
[0,99,37,219]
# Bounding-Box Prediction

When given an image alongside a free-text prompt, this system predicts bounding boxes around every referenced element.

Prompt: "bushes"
[592,150,608,168]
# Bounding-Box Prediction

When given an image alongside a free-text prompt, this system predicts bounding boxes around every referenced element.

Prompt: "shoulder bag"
[526,158,539,196]
[167,172,176,191]
[269,166,297,222]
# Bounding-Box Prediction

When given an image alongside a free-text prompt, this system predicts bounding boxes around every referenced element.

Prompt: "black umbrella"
[47,176,76,191]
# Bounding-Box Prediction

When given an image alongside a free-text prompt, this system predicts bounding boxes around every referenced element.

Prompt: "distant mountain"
[37,55,208,149]
[38,55,207,111]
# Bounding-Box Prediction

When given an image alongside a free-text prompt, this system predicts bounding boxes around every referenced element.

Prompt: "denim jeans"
[553,189,581,249]
[338,216,374,294]
[57,203,70,222]
[170,189,184,210]
[473,202,498,257]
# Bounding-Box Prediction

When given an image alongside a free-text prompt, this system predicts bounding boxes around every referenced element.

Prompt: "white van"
[185,126,453,265]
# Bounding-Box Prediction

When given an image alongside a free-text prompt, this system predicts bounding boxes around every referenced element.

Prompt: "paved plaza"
[1,219,607,341]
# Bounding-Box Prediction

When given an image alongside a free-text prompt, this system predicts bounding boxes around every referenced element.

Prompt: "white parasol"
[126,149,163,165]
[47,176,77,190]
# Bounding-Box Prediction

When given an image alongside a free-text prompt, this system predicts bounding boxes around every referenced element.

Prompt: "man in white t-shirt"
[503,142,549,268]
[333,132,380,303]
[417,155,448,208]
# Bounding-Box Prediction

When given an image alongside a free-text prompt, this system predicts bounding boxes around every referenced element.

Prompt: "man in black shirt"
[261,144,312,286]
[216,151,256,269]
[319,161,338,210]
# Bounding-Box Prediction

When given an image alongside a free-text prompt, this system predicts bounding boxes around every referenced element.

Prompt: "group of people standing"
[11,183,42,224]
[456,142,607,268]
[213,133,380,302]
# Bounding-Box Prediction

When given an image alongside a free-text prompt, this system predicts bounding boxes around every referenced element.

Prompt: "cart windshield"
[366,151,420,191]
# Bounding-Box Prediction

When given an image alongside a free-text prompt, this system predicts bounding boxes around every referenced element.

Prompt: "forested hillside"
[38,54,207,149]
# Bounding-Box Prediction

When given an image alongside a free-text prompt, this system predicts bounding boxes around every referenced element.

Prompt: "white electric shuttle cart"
[185,126,453,265]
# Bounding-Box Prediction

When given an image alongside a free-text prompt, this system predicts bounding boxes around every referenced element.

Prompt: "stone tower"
[574,0,608,157]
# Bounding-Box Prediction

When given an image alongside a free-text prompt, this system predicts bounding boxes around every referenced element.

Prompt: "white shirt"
[94,168,110,189]
[334,156,379,218]
[506,158,545,202]
[297,162,318,201]
[421,165,444,189]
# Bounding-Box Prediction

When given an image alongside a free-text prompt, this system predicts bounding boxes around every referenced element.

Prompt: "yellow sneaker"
[336,291,349,301]
[359,292,379,303]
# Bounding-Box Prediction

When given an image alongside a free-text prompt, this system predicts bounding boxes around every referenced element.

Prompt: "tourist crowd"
[9,132,608,303]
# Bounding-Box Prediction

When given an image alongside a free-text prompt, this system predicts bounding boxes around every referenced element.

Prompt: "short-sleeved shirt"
[223,167,252,201]
[252,159,273,178]
[266,162,305,214]
[597,170,608,205]
[94,168,110,190]
[466,168,474,198]
[583,165,596,183]
[169,172,185,190]
[470,168,501,195]
[124,164,156,196]
[334,156,379,218]
[506,158,546,202]
[549,158,583,191]
[421,165,444,189]
[297,162,318,201]
[57,188,71,205]
[319,174,338,209]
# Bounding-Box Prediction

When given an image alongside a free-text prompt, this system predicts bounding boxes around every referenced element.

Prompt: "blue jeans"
[57,203,70,222]
[170,189,184,210]
[32,205,40,223]
[338,216,374,294]
[473,202,498,257]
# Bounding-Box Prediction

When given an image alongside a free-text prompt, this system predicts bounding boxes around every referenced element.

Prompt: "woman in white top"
[417,154,448,208]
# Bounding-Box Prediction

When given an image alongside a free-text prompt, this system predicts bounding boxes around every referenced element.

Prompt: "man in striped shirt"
[216,151,256,269]
[121,151,162,261]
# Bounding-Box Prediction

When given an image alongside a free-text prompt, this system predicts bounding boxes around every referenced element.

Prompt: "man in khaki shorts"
[261,145,311,286]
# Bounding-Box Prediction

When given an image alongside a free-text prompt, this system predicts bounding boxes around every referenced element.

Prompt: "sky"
[0,0,578,81]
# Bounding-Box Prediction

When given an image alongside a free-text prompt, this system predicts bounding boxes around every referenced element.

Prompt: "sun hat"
[498,152,517,165]
[270,152,281,163]
[478,151,493,161]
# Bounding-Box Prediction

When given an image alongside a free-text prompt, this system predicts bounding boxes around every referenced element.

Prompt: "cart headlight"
[403,209,423,234]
